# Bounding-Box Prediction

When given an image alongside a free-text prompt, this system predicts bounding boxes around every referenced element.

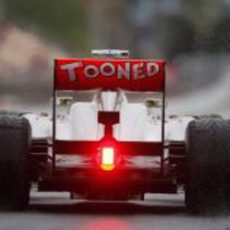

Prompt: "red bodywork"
[55,59,165,91]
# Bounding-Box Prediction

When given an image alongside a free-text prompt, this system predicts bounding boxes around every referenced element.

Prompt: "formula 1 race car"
[0,50,230,213]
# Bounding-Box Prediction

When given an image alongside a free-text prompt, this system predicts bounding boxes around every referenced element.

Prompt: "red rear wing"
[55,59,165,92]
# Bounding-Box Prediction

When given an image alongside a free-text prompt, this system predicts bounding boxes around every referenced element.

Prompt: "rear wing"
[54,59,165,92]
[52,58,166,171]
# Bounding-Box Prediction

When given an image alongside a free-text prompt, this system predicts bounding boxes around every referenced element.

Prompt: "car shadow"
[29,195,186,215]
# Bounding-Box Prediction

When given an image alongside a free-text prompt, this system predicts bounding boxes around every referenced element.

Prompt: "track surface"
[1,192,230,230]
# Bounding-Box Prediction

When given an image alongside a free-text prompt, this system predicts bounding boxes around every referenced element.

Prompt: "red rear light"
[100,147,115,171]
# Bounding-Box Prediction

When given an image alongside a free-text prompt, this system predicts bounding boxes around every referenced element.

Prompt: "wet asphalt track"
[1,192,230,230]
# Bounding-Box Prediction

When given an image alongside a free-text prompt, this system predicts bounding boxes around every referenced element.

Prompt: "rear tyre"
[0,114,31,210]
[185,117,230,213]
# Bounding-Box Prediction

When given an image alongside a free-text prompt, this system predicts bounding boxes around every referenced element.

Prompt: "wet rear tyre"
[185,117,230,214]
[0,114,31,210]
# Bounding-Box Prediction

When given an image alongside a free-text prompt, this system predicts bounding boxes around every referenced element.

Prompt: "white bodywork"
[24,92,193,167]
[24,92,194,142]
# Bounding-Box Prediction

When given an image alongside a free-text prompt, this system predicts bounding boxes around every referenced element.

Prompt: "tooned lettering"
[60,61,160,81]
